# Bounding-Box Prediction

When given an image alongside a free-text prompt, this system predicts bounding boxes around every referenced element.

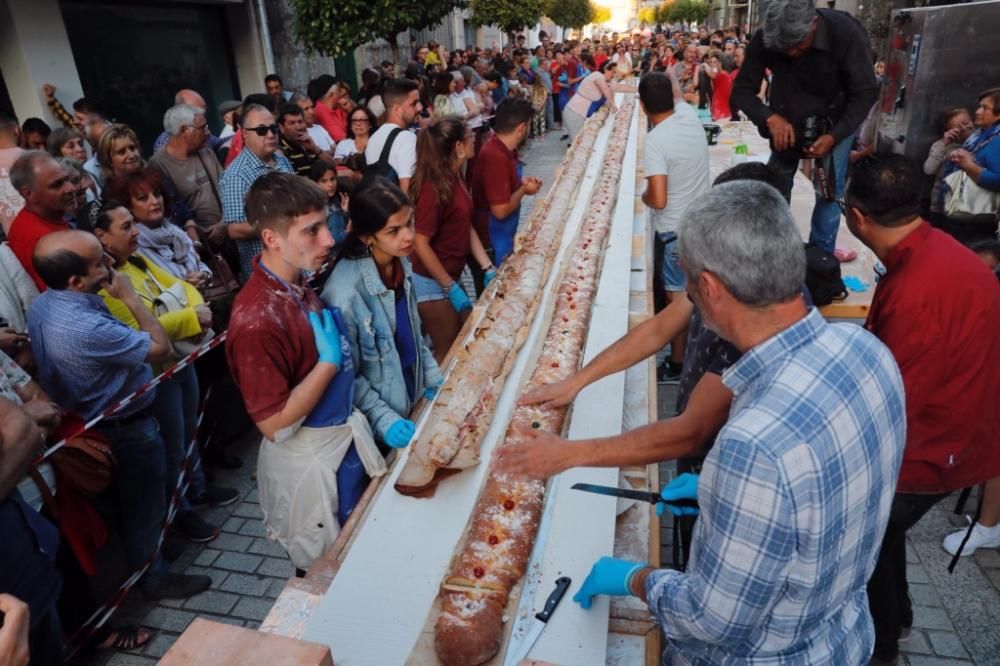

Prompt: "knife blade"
[503,576,572,666]
[571,482,699,509]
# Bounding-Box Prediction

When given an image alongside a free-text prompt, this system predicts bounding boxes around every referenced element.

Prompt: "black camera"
[800,115,836,203]
[799,115,830,151]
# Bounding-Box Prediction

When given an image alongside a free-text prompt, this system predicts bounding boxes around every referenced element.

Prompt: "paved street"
[91,127,999,665]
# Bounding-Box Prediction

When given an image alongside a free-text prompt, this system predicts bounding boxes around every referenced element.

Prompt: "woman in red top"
[703,52,734,121]
[594,45,609,71]
[408,118,495,362]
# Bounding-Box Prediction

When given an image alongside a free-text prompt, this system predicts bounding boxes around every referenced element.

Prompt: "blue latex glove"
[385,419,416,448]
[423,384,440,400]
[447,282,472,313]
[308,309,342,368]
[656,472,700,517]
[484,269,497,289]
[573,556,646,610]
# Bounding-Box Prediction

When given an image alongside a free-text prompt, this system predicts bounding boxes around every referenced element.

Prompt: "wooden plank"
[162,619,332,666]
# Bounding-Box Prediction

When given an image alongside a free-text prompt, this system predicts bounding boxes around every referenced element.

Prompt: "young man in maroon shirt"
[7,152,75,290]
[843,154,1000,665]
[226,172,381,571]
[470,98,542,267]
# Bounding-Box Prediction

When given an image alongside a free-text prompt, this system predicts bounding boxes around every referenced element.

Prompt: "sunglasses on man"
[246,124,279,137]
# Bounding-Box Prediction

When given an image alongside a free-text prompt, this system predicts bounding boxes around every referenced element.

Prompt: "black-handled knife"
[571,482,699,509]
[536,576,571,622]
[503,576,572,666]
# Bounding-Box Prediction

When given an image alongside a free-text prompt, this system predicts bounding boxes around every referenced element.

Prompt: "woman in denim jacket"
[321,179,443,449]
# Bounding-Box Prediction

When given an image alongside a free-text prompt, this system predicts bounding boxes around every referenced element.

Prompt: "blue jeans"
[151,364,206,512]
[768,131,856,254]
[97,412,169,586]
[656,232,686,292]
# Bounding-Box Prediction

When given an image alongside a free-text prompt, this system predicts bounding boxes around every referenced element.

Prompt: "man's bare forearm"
[576,298,692,389]
[561,372,731,471]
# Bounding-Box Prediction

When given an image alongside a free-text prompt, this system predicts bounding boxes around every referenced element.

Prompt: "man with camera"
[731,0,879,255]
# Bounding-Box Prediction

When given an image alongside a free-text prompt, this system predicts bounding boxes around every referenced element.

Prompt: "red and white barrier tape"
[63,388,215,657]
[38,331,227,462]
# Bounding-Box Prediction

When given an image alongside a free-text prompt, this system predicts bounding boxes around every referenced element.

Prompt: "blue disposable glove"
[385,419,416,448]
[423,384,440,400]
[308,309,342,368]
[447,282,472,313]
[484,269,497,289]
[656,472,700,517]
[573,556,646,610]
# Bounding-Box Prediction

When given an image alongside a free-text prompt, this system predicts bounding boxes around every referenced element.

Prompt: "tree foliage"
[470,0,543,34]
[543,0,596,30]
[657,0,710,25]
[290,0,463,57]
[375,0,469,44]
[636,6,657,26]
[592,4,613,25]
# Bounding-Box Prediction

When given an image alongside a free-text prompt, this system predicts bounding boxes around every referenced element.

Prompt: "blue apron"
[488,163,525,265]
[393,290,417,404]
[300,306,367,525]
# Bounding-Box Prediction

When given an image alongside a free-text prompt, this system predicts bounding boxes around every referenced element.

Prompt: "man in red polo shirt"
[470,98,542,267]
[843,154,1000,665]
[7,152,75,291]
[226,172,383,572]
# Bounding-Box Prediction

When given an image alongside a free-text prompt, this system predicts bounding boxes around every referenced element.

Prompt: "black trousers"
[29,608,65,666]
[867,491,949,660]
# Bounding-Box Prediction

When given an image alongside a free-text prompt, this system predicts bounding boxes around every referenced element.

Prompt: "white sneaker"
[942,523,1000,556]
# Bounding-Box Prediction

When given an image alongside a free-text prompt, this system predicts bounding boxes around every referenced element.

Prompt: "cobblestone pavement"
[657,379,1000,666]
[87,127,572,665]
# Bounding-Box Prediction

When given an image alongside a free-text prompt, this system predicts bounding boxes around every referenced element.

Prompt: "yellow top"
[99,254,205,369]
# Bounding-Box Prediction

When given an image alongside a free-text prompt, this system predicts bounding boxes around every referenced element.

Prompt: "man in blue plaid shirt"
[220,103,293,281]
[574,181,906,664]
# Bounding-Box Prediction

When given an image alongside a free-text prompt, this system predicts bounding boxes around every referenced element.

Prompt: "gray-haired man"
[731,0,878,256]
[567,181,907,665]
[149,103,227,248]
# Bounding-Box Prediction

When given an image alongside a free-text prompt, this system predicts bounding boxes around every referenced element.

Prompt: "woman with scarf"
[942,87,1000,243]
[106,168,212,288]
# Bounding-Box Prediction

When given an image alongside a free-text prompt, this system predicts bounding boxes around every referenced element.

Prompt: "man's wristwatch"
[481,263,495,272]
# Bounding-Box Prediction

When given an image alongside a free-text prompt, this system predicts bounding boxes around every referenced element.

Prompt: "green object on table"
[734,143,749,155]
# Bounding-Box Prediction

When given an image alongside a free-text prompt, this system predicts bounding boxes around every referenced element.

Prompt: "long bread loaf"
[434,102,635,665]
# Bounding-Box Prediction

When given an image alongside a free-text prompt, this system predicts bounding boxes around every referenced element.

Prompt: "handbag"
[148,273,216,357]
[34,418,117,498]
[804,243,848,306]
[200,252,239,303]
[943,169,1000,220]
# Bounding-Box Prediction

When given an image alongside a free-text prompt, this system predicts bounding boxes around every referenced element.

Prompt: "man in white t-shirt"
[640,69,710,381]
[364,79,422,193]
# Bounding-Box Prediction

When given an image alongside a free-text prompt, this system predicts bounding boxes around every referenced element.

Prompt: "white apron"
[257,409,386,569]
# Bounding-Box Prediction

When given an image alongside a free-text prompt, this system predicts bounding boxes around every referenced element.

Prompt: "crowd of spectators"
[0,14,997,664]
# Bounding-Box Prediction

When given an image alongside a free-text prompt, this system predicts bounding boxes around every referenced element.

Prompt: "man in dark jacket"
[731,0,879,255]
